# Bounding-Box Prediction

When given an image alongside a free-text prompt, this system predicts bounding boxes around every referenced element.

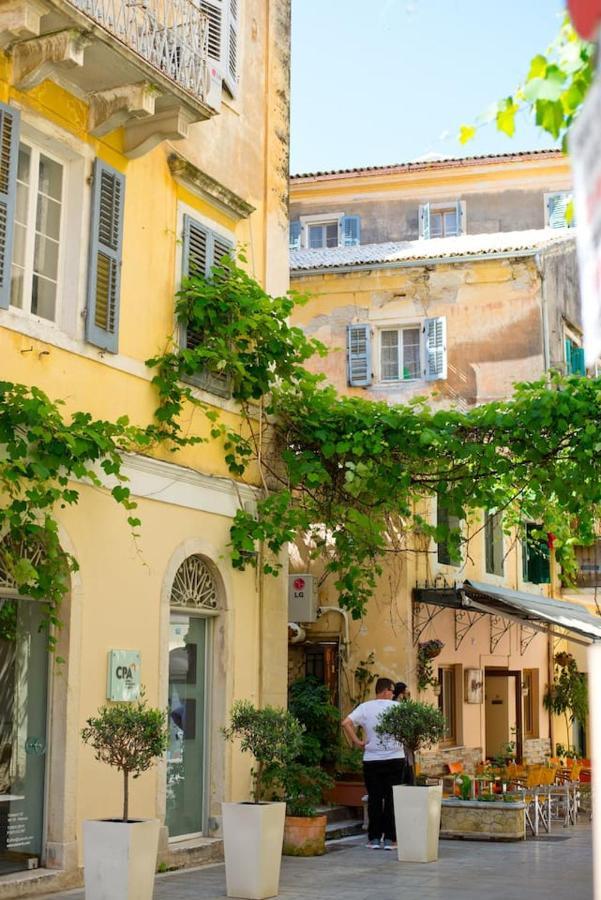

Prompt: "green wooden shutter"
[342,215,361,246]
[524,524,550,584]
[565,337,574,374]
[181,215,233,398]
[571,346,586,376]
[347,323,371,386]
[424,317,447,381]
[0,103,19,310]
[86,159,125,353]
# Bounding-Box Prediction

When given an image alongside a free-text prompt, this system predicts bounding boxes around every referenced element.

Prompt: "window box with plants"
[81,699,169,900]
[222,700,304,899]
[376,700,446,863]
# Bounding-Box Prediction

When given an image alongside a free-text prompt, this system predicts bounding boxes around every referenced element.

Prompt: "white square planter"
[222,802,286,900]
[83,818,160,900]
[393,783,442,862]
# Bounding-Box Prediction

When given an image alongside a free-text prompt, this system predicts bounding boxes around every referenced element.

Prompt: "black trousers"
[363,758,405,841]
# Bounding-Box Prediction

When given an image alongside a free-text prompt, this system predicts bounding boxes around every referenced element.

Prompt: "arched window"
[170,554,218,611]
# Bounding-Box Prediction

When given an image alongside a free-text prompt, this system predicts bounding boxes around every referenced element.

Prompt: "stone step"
[317,804,363,825]
[325,818,365,841]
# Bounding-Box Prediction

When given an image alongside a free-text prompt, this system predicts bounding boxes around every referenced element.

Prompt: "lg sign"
[288,573,316,622]
[294,577,306,591]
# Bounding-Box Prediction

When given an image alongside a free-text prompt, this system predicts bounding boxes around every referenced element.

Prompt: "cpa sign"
[107,649,141,702]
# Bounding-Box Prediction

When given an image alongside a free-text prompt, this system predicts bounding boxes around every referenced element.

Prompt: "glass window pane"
[35,196,61,241]
[308,225,323,249]
[16,183,28,225]
[10,267,24,309]
[31,274,56,320]
[17,144,31,185]
[380,330,399,381]
[444,210,458,236]
[33,234,59,281]
[430,212,443,237]
[37,154,62,201]
[402,328,420,379]
[325,222,338,247]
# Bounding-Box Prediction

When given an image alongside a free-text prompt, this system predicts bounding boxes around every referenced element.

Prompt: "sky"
[290,0,567,174]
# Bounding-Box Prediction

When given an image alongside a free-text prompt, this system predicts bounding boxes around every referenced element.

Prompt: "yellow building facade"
[287,153,596,776]
[0,0,292,893]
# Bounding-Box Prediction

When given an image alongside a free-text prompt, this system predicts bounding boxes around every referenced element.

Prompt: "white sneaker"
[366,839,381,849]
[383,840,397,851]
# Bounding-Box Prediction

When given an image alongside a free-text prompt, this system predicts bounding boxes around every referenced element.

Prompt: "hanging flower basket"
[554,652,573,668]
[418,639,444,660]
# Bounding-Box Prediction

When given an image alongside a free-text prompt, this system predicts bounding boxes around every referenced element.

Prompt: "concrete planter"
[222,801,286,899]
[83,818,160,900]
[440,799,526,841]
[393,784,442,863]
[283,814,327,856]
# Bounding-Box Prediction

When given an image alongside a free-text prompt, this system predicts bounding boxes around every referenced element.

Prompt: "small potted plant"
[222,700,303,899]
[81,699,169,900]
[265,761,333,856]
[376,699,445,862]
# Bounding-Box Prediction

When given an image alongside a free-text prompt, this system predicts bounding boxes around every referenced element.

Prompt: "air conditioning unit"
[288,574,317,623]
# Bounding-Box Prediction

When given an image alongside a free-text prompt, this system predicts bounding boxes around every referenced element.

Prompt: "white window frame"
[299,211,343,250]
[1,114,90,345]
[377,324,422,383]
[11,139,66,326]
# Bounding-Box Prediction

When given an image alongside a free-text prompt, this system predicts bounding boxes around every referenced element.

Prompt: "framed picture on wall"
[465,668,484,704]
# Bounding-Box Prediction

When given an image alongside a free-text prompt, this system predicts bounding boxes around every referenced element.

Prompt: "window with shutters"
[10,141,64,322]
[564,334,586,375]
[179,210,234,398]
[419,201,464,239]
[200,0,240,99]
[544,191,574,228]
[438,666,457,745]
[378,327,421,381]
[485,510,504,577]
[297,213,361,249]
[522,523,550,585]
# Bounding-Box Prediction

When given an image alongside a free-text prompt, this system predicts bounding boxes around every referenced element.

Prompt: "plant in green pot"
[376,699,446,863]
[222,700,303,899]
[81,699,169,900]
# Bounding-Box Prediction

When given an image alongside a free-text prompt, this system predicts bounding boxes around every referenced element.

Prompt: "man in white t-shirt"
[342,677,405,850]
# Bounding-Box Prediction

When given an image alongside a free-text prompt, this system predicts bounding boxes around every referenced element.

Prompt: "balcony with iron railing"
[0,0,220,155]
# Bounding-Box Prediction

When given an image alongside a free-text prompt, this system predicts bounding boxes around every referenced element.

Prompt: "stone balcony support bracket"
[123,104,198,159]
[88,83,157,137]
[11,28,89,90]
[0,0,48,49]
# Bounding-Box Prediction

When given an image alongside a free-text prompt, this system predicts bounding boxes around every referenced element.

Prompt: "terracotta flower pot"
[282,815,327,856]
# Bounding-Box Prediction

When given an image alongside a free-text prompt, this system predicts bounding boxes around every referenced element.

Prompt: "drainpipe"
[535,251,551,373]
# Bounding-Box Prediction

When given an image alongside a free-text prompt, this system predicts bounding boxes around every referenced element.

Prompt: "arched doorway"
[0,540,49,874]
[166,554,219,839]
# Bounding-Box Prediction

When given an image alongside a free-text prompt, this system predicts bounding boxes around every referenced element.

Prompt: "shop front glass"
[166,614,206,838]
[0,598,48,874]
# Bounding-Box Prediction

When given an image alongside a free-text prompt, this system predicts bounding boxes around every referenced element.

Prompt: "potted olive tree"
[376,700,445,863]
[81,699,169,900]
[222,700,303,899]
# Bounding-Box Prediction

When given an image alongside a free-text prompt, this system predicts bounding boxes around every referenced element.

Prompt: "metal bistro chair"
[510,765,551,836]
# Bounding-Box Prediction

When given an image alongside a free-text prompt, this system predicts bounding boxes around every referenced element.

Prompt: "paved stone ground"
[43,823,593,900]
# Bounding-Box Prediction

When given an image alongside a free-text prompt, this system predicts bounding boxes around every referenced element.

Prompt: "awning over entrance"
[414,580,601,643]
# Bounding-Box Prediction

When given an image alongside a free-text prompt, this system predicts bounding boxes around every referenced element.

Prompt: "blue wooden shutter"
[455,200,464,236]
[289,220,301,250]
[181,215,233,397]
[86,159,125,353]
[423,316,447,381]
[565,337,573,374]
[342,215,361,247]
[547,193,570,229]
[347,323,371,386]
[0,103,19,310]
[419,203,431,240]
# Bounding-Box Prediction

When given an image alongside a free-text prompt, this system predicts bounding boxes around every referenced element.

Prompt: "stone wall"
[418,746,483,776]
[441,800,526,841]
[522,737,552,764]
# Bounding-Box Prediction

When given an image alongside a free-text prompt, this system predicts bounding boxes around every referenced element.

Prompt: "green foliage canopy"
[376,700,446,784]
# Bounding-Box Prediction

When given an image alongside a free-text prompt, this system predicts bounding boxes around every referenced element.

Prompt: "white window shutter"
[419,203,431,240]
[200,1,224,70]
[224,0,239,96]
[423,316,447,381]
[347,323,372,386]
[0,102,19,310]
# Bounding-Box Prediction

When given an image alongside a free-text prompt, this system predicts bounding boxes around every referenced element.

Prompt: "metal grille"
[68,0,210,100]
[170,555,218,609]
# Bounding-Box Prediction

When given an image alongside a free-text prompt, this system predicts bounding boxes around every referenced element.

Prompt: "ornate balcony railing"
[68,0,210,99]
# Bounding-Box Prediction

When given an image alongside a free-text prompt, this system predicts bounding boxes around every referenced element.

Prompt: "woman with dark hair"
[392,682,407,701]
